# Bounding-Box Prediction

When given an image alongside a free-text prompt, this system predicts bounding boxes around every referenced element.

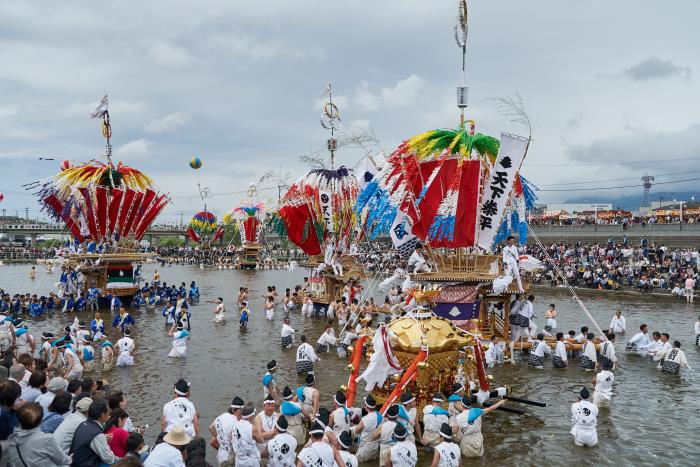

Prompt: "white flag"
[357,325,402,391]
[477,133,529,251]
[90,94,109,119]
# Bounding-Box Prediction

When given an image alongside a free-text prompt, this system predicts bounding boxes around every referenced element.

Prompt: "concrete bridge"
[0,223,187,246]
[528,223,700,248]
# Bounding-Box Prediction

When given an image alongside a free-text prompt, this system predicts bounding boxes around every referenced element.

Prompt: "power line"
[537,176,700,192]
[535,169,700,187]
[524,156,700,167]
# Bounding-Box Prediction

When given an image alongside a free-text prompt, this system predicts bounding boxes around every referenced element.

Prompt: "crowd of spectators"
[529,214,700,227]
[520,238,699,296]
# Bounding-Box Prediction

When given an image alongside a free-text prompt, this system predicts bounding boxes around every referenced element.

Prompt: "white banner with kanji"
[477,133,529,251]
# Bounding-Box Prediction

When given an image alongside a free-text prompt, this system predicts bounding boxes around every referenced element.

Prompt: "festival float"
[225,183,265,269]
[187,209,224,249]
[29,95,170,304]
[354,0,539,344]
[273,86,364,313]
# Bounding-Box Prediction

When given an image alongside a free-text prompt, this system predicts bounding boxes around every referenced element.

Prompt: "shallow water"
[2,263,699,466]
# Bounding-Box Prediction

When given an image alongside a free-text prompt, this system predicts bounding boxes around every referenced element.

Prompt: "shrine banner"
[477,133,529,251]
[319,190,333,233]
[389,212,418,258]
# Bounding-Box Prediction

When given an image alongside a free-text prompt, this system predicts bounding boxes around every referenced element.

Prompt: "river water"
[2,263,699,466]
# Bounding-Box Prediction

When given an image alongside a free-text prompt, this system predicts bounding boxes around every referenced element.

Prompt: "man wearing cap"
[162,379,199,438]
[422,393,450,448]
[232,404,262,466]
[263,360,279,399]
[454,395,506,457]
[389,423,418,466]
[353,394,382,462]
[298,374,320,417]
[145,425,191,467]
[369,404,399,466]
[262,415,297,466]
[116,328,136,367]
[209,396,243,467]
[35,376,68,414]
[254,395,279,463]
[280,386,307,446]
[70,399,118,466]
[570,387,598,447]
[54,396,93,454]
[295,335,320,376]
[337,431,358,467]
[296,421,344,466]
[430,423,460,467]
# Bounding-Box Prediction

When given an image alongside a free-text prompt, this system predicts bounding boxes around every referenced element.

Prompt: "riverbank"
[530,282,698,305]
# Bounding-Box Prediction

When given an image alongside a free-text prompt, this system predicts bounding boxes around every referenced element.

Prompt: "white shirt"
[213,412,236,463]
[116,336,134,354]
[144,442,186,467]
[555,341,568,363]
[163,397,197,437]
[408,251,425,267]
[530,339,551,358]
[629,332,650,350]
[653,341,673,361]
[296,343,319,363]
[336,450,358,467]
[35,391,57,414]
[570,400,598,445]
[435,441,460,467]
[502,244,519,264]
[298,441,335,466]
[268,432,297,467]
[519,300,534,319]
[390,440,418,466]
[610,315,626,333]
[594,370,615,400]
[695,321,700,336]
[281,324,296,338]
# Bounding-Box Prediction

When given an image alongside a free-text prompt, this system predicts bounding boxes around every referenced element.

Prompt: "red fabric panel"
[122,191,144,237]
[44,195,83,242]
[117,189,136,235]
[78,188,99,240]
[211,226,225,243]
[243,217,259,243]
[95,186,109,240]
[134,195,169,239]
[410,159,480,248]
[279,204,321,255]
[187,227,200,243]
[107,188,124,236]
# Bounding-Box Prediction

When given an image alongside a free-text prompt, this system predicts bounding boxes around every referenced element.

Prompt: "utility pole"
[179,213,183,227]
[24,207,29,220]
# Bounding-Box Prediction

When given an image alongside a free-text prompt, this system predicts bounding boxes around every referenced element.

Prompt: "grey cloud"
[621,56,691,81]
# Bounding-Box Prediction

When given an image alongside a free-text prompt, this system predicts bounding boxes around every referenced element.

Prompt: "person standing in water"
[610,309,626,334]
[570,387,598,447]
[167,322,189,358]
[210,297,226,324]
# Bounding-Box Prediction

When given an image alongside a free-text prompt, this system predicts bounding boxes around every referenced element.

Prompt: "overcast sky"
[1,0,699,222]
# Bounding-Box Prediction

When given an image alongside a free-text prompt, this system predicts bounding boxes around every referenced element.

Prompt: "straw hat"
[163,425,192,446]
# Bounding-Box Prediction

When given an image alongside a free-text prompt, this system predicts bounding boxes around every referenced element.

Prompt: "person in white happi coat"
[579,333,597,371]
[296,422,344,467]
[115,328,135,366]
[408,244,431,273]
[255,395,279,465]
[591,369,614,408]
[552,332,568,368]
[652,333,672,364]
[281,317,296,348]
[315,324,336,354]
[353,395,382,462]
[167,322,189,358]
[399,392,422,443]
[299,374,320,418]
[389,423,418,467]
[369,404,399,466]
[209,396,243,467]
[337,431,358,467]
[422,393,450,448]
[598,333,617,371]
[626,324,650,355]
[295,335,320,375]
[527,333,551,369]
[63,342,83,380]
[430,423,461,467]
[328,391,361,438]
[452,395,506,458]
[609,309,626,334]
[502,236,524,292]
[263,416,297,467]
[657,340,689,374]
[509,295,534,364]
[570,387,598,447]
[162,379,199,438]
[233,404,262,466]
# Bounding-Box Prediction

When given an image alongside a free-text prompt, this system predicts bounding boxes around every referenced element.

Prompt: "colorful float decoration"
[28,95,169,303]
[187,209,224,246]
[275,85,364,311]
[354,0,539,348]
[226,183,266,269]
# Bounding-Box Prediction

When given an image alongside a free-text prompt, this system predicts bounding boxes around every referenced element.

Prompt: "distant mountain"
[565,191,698,211]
